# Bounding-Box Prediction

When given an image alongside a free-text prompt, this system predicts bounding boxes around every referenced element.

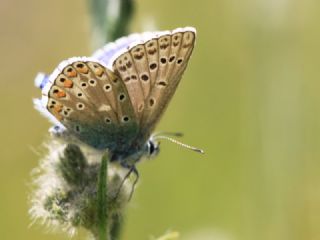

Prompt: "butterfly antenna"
[153,132,184,137]
[154,135,204,154]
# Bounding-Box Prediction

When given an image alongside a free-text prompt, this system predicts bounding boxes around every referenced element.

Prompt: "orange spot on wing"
[63,79,73,88]
[78,65,89,74]
[95,67,104,77]
[55,90,66,98]
[66,69,77,78]
[48,104,63,120]
[53,105,63,113]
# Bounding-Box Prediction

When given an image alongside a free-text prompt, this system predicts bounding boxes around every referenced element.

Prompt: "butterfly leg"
[128,166,139,201]
[115,164,139,201]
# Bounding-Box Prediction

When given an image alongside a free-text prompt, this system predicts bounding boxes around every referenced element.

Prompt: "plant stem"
[97,153,108,240]
[111,0,134,40]
[110,214,123,240]
[88,0,134,49]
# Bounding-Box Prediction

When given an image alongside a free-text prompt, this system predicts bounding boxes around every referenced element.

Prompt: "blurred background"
[1,0,320,239]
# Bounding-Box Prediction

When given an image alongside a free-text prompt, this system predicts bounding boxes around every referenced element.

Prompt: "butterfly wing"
[35,57,138,150]
[35,27,196,156]
[111,27,196,140]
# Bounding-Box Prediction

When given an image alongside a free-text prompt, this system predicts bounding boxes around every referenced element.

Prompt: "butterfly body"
[34,27,196,168]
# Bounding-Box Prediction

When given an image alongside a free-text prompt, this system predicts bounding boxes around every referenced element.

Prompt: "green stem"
[97,153,108,240]
[111,0,134,40]
[88,0,134,49]
[110,214,123,240]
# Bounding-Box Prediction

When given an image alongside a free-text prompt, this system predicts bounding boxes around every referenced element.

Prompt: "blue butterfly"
[34,27,202,179]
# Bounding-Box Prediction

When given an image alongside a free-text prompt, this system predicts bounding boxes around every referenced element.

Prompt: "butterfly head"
[146,138,160,159]
[150,132,204,155]
[130,132,204,164]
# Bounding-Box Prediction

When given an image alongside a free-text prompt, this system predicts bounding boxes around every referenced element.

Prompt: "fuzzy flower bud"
[29,140,133,239]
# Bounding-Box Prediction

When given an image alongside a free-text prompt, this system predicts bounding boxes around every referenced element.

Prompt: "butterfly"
[34,27,202,175]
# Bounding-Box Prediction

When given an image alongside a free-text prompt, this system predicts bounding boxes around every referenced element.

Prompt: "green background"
[1,0,320,239]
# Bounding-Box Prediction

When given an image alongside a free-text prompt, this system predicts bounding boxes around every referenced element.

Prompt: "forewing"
[111,27,196,137]
[142,28,196,131]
